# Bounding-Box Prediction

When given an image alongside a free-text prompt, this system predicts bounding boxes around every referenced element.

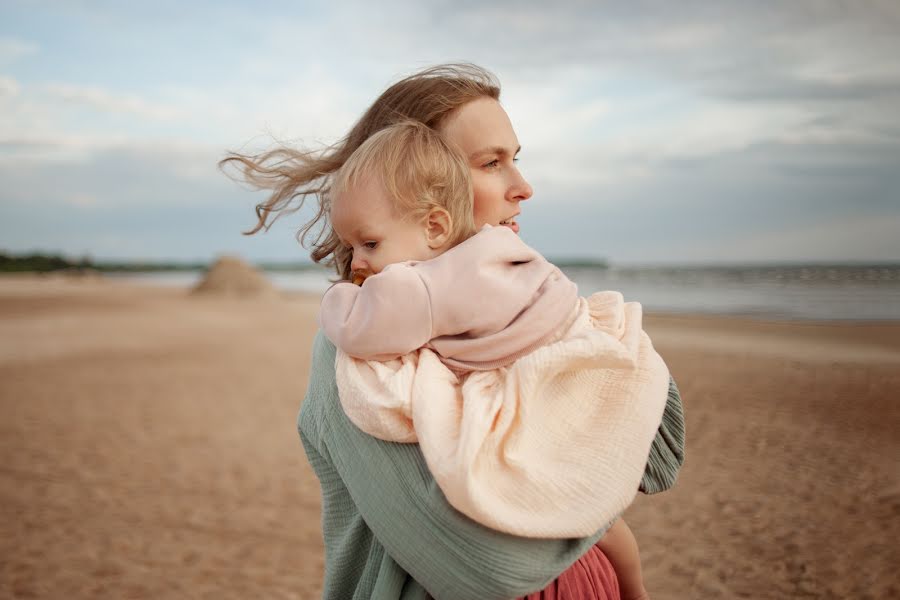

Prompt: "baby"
[319,121,670,600]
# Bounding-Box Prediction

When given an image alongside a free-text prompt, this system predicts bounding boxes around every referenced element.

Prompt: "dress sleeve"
[639,376,686,494]
[308,332,609,600]
[318,265,433,361]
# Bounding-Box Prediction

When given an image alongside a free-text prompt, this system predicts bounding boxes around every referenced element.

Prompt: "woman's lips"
[499,218,519,234]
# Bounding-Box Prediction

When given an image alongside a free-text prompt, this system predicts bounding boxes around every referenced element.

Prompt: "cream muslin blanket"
[335,291,670,538]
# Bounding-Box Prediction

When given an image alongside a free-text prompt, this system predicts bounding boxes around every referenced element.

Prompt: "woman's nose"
[508,167,533,202]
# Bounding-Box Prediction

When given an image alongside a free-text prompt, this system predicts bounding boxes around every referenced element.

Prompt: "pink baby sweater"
[319,226,671,538]
[319,225,579,372]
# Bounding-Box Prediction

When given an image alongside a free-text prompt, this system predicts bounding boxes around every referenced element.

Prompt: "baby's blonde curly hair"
[331,121,476,250]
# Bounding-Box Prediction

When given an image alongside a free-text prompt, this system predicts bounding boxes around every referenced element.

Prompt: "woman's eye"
[483,159,499,169]
[363,241,378,249]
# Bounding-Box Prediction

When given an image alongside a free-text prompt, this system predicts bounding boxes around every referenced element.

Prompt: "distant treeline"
[0,252,207,273]
[0,252,96,273]
[0,252,324,273]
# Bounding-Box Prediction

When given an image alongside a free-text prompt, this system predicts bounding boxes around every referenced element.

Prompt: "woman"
[223,64,685,600]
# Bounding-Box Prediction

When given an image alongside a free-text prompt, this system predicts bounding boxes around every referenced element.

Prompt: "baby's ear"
[424,208,453,249]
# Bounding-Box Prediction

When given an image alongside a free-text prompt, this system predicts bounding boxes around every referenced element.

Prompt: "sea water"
[111,264,900,321]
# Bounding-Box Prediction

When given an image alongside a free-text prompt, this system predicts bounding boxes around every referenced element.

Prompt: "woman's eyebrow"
[469,145,522,160]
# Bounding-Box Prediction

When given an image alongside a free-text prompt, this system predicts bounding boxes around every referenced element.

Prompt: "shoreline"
[3,270,899,324]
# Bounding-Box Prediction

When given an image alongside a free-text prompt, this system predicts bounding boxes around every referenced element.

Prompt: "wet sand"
[1,275,898,599]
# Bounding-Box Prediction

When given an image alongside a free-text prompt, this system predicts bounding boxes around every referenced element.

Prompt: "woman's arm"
[303,332,606,600]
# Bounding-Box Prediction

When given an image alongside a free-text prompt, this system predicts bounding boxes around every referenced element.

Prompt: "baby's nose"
[350,256,367,274]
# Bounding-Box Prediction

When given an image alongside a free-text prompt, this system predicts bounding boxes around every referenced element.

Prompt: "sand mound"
[191,255,277,297]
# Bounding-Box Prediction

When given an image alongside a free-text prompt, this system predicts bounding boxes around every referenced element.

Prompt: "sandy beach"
[1,274,898,599]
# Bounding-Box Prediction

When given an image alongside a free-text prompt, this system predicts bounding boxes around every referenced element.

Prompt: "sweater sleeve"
[318,264,433,361]
[306,331,609,600]
[639,376,686,494]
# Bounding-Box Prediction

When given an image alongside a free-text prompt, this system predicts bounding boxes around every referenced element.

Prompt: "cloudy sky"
[2,0,899,265]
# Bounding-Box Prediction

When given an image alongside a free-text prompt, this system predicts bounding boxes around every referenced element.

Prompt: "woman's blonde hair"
[219,63,500,279]
[332,121,476,248]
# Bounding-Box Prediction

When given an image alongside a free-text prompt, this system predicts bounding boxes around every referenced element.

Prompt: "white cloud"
[511,93,816,192]
[650,23,725,51]
[0,37,38,64]
[65,193,99,209]
[0,132,132,163]
[0,139,232,210]
[0,75,20,97]
[41,83,184,121]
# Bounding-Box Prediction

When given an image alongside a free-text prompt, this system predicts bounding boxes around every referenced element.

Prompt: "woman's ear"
[424,208,453,249]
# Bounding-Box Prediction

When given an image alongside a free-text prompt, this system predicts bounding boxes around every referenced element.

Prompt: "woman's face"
[439,97,533,233]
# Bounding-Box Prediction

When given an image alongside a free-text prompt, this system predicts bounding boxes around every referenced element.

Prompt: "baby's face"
[331,175,437,279]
